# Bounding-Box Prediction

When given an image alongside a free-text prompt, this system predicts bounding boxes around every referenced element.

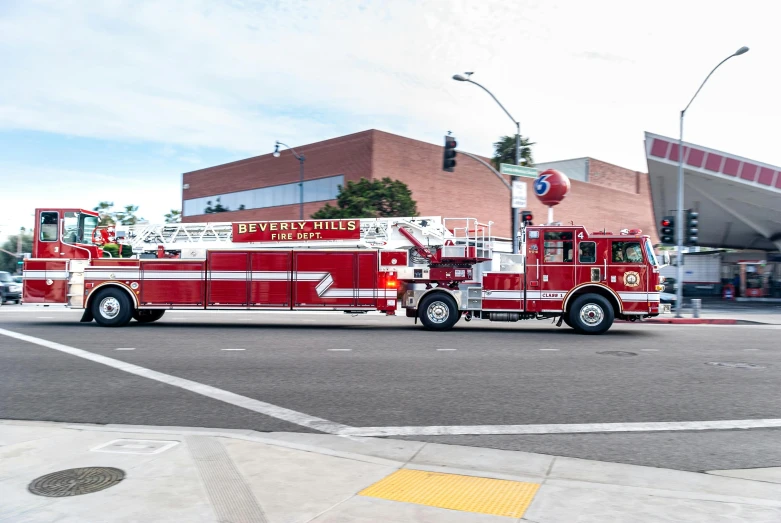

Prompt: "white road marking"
[340,419,781,437]
[743,349,759,351]
[539,348,559,351]
[327,348,352,351]
[115,348,136,351]
[437,349,457,351]
[221,348,245,351]
[641,349,659,352]
[37,316,54,319]
[0,327,349,434]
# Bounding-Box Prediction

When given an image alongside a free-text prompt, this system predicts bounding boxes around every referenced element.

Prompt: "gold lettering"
[339,221,346,230]
[297,221,307,230]
[259,223,267,232]
[271,223,278,230]
[280,222,288,230]
[347,221,356,231]
[249,223,257,233]
[238,224,247,234]
[314,221,323,230]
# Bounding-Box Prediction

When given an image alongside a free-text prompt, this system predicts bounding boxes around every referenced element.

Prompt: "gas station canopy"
[645,132,781,252]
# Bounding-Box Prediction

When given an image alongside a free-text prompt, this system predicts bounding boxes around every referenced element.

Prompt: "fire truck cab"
[22,207,663,335]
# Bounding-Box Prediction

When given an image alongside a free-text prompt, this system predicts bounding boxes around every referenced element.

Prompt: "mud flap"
[80,309,94,323]
[555,315,564,327]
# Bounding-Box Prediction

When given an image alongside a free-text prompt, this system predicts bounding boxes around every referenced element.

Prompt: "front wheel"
[568,293,614,335]
[91,287,134,327]
[418,293,460,331]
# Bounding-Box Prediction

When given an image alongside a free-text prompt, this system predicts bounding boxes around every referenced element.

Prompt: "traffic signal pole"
[513,126,521,254]
[675,113,685,317]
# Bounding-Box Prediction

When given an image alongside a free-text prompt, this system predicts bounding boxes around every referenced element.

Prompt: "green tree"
[164,209,182,223]
[93,202,144,226]
[0,232,33,273]
[491,135,535,171]
[113,205,142,225]
[93,201,116,226]
[312,177,417,219]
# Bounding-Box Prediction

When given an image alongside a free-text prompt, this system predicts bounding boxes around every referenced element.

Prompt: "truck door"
[608,239,647,313]
[207,252,248,307]
[540,230,575,312]
[250,251,292,308]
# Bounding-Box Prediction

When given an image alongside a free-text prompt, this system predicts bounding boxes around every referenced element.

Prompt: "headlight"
[9,285,21,292]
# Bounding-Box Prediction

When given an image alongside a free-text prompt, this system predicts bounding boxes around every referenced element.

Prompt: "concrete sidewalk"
[1,420,780,522]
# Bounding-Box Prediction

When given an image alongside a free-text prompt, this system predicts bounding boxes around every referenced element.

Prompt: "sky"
[1,0,779,241]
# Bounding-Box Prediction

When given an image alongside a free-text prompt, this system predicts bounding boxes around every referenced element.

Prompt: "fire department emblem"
[529,244,539,254]
[623,271,640,287]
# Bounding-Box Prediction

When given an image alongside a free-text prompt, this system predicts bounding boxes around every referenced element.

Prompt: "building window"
[182,175,345,217]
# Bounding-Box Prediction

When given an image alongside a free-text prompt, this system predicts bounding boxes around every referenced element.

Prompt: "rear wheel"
[91,287,133,327]
[133,310,165,323]
[568,293,614,335]
[418,293,460,331]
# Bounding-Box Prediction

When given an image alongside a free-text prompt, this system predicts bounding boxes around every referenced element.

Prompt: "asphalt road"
[1,307,780,472]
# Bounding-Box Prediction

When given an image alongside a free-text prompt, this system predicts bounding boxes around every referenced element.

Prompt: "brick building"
[182,130,656,241]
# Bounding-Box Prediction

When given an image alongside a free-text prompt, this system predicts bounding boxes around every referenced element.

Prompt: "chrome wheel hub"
[580,303,604,326]
[427,301,450,324]
[99,297,120,319]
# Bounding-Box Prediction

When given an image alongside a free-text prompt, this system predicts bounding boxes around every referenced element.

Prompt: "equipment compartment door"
[140,261,205,306]
[356,252,379,307]
[293,252,356,308]
[250,251,292,308]
[207,252,248,307]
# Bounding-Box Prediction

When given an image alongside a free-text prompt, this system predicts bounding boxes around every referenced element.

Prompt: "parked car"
[12,275,22,283]
[0,271,22,304]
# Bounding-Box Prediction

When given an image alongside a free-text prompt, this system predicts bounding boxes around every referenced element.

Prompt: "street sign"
[511,180,527,209]
[500,163,538,178]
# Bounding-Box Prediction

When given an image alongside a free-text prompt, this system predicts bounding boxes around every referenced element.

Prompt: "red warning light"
[660,219,672,227]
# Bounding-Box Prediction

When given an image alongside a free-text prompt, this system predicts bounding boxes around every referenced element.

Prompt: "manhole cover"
[28,467,125,497]
[706,361,766,370]
[597,351,637,357]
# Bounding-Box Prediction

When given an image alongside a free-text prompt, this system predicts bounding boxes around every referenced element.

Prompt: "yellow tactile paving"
[358,468,540,518]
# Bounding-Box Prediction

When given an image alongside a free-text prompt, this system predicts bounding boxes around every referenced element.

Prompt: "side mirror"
[662,252,670,267]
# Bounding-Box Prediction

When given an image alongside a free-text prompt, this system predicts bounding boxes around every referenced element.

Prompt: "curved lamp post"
[273,141,306,220]
[674,46,749,316]
[453,73,522,254]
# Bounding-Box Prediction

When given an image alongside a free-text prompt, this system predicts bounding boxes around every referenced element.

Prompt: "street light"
[273,141,306,220]
[674,46,749,317]
[452,72,522,254]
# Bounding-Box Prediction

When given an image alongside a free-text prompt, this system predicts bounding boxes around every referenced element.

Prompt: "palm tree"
[491,135,535,171]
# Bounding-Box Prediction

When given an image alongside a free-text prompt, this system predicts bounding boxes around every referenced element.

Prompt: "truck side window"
[40,212,58,242]
[544,231,573,263]
[612,241,643,263]
[578,241,596,263]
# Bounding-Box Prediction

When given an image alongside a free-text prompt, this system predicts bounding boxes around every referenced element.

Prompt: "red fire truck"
[22,207,665,334]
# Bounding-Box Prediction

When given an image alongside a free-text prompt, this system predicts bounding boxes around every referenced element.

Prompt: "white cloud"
[1,0,779,177]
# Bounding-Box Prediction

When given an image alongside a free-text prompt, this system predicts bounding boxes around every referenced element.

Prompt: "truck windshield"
[644,239,658,267]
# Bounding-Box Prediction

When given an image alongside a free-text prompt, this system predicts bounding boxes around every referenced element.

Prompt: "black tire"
[418,292,460,331]
[91,287,134,327]
[568,293,614,335]
[133,310,166,323]
[13,299,21,305]
[561,315,572,328]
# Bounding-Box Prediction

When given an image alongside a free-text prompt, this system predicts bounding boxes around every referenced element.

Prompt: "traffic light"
[685,209,699,246]
[521,211,533,226]
[442,135,457,172]
[660,216,676,245]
